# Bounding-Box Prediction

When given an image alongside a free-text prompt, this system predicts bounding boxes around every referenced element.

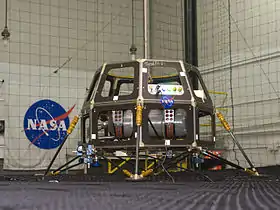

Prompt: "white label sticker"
[142,68,147,73]
[165,140,170,146]
[180,72,186,77]
[91,134,96,139]
[135,132,137,138]
[113,96,119,101]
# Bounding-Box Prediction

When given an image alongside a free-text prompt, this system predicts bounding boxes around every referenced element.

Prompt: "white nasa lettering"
[27,119,37,130]
[49,120,57,130]
[58,121,67,131]
[38,119,48,130]
[26,119,67,131]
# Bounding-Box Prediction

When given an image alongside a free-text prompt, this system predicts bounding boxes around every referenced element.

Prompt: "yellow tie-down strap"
[107,157,131,174]
[144,158,158,171]
[168,161,187,173]
[145,157,187,173]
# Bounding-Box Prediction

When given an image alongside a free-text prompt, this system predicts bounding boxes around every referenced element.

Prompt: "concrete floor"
[0,179,279,210]
[0,167,279,210]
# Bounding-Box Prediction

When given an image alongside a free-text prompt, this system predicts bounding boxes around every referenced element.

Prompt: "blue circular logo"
[23,99,74,150]
[160,96,174,109]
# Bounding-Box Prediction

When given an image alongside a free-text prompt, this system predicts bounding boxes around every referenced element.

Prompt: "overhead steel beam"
[184,0,198,89]
[184,0,200,140]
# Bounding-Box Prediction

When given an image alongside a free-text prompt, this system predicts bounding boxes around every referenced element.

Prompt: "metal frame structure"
[81,59,215,150]
[44,59,260,180]
[43,0,260,180]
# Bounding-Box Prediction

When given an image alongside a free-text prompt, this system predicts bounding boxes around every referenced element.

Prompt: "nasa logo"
[23,99,75,150]
[160,95,174,109]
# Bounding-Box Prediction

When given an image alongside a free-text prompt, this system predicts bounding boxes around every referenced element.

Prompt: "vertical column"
[143,0,150,59]
[184,0,198,74]
[184,0,199,141]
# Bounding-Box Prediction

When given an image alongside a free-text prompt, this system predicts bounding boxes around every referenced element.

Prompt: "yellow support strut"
[216,111,259,176]
[107,157,131,174]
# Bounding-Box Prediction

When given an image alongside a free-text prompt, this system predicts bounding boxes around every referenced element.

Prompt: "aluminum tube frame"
[143,0,149,59]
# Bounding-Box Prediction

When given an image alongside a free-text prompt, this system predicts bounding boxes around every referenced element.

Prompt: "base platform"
[0,166,279,210]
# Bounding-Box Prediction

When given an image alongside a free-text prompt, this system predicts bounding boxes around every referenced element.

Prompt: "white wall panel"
[198,0,280,167]
[0,0,183,170]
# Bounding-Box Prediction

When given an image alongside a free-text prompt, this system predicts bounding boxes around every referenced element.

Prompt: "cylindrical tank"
[105,109,187,139]
[149,109,187,138]
[123,110,133,137]
[148,109,187,138]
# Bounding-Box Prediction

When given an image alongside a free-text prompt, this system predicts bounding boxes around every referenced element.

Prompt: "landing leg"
[216,112,259,176]
[51,156,81,175]
[134,129,140,177]
[202,149,259,176]
[126,126,144,181]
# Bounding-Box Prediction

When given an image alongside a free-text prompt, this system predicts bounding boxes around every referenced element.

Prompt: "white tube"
[143,0,149,59]
[131,54,136,60]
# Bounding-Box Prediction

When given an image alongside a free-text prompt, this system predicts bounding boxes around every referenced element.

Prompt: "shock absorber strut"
[216,111,259,176]
[44,115,80,177]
